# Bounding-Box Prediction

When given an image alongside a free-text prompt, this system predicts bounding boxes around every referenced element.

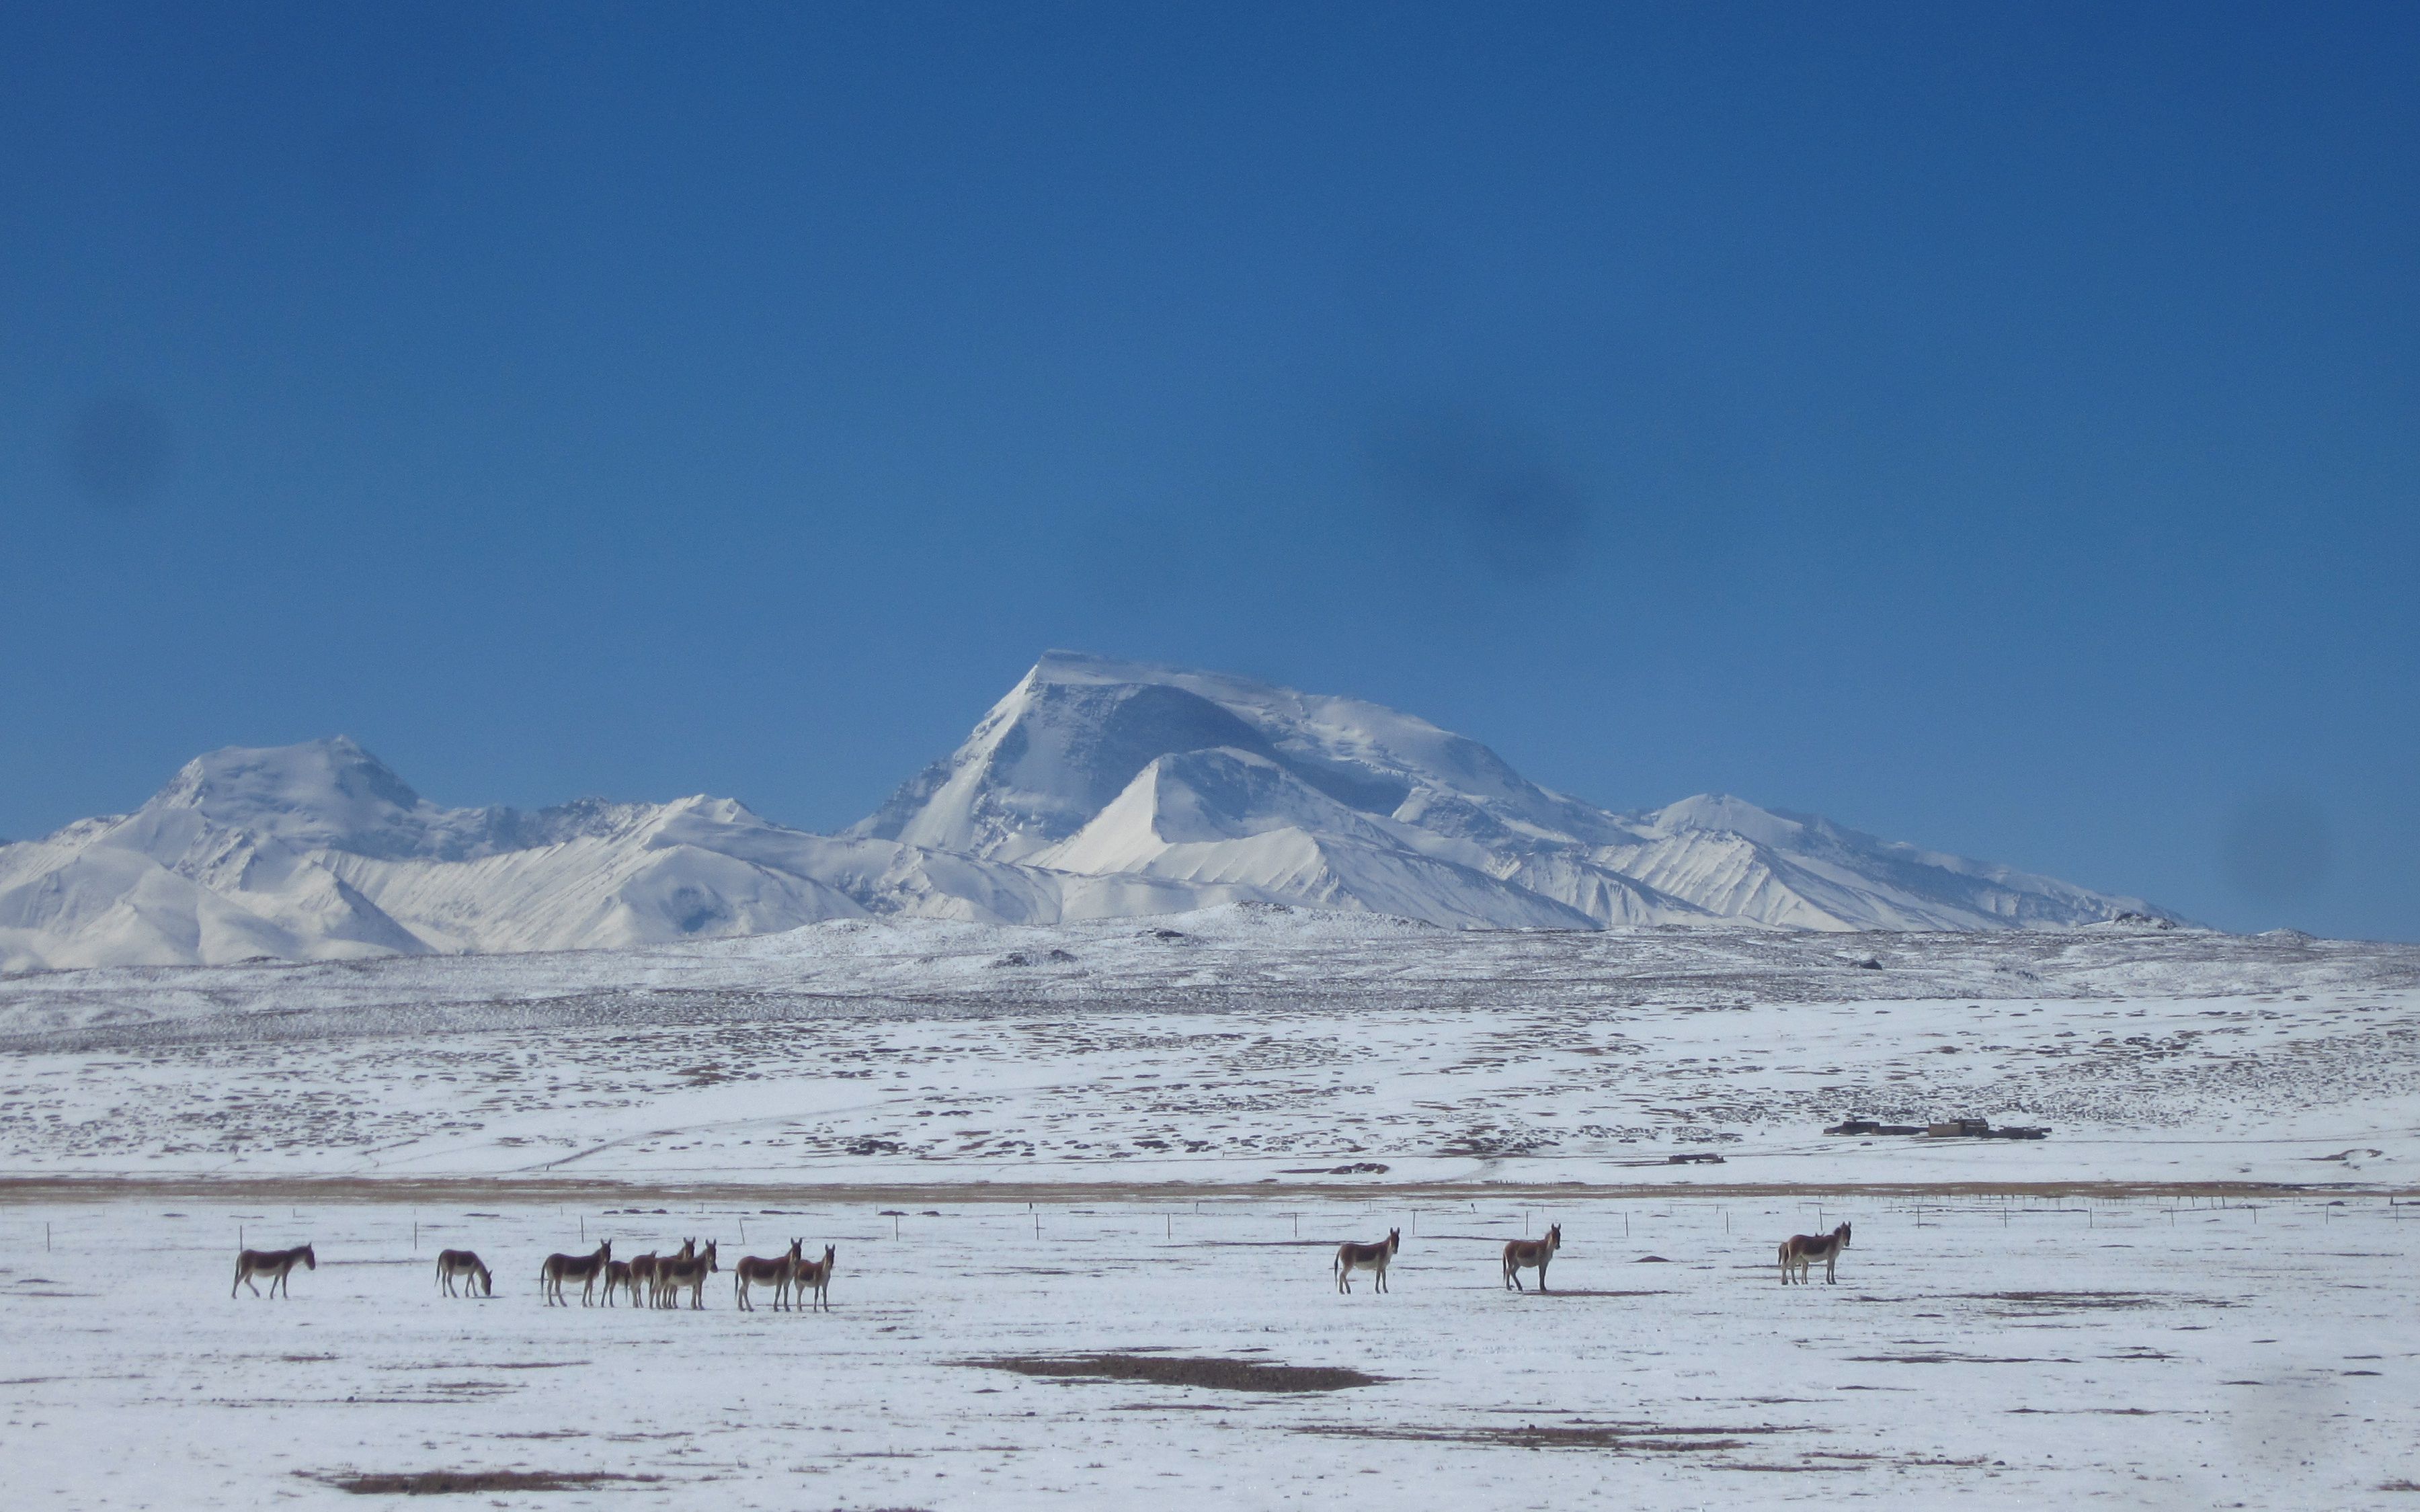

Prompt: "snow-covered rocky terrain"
[0,652,2175,971]
[1,907,2411,1189]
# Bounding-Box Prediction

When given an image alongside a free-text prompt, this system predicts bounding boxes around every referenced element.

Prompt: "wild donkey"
[232,1243,315,1299]
[1334,1228,1401,1294]
[655,1240,719,1309]
[540,1239,612,1306]
[1502,1224,1561,1292]
[734,1238,802,1312]
[793,1244,837,1312]
[435,1248,492,1297]
[1779,1222,1851,1286]
[645,1239,698,1308]
[629,1238,693,1309]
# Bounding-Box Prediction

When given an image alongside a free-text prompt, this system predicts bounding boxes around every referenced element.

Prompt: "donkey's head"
[700,1241,719,1273]
[1545,1223,1562,1251]
[1387,1228,1402,1255]
[1836,1222,1852,1249]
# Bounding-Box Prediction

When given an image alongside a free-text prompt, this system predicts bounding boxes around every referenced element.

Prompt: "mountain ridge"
[0,653,2178,970]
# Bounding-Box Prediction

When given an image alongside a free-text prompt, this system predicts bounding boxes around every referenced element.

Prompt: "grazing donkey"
[540,1239,612,1307]
[793,1244,837,1312]
[435,1248,492,1298]
[1334,1228,1401,1294]
[1779,1222,1851,1286]
[232,1243,316,1299]
[734,1238,801,1312]
[1502,1224,1562,1292]
[655,1240,719,1310]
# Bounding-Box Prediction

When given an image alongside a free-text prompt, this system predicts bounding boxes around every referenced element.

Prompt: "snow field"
[3,1193,2416,1509]
[4,965,2412,1187]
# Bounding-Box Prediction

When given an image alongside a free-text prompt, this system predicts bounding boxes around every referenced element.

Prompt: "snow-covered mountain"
[0,653,2174,970]
[852,652,2171,935]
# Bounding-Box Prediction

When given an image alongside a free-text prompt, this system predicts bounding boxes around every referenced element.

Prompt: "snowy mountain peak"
[1638,793,1802,844]
[1,655,2183,973]
[154,737,446,859]
[856,656,2176,936]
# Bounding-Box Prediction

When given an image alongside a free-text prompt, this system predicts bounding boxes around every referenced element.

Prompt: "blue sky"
[2,3,2414,939]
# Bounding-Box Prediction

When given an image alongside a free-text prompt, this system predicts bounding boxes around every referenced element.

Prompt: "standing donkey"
[1502,1224,1561,1292]
[734,1238,801,1312]
[540,1239,612,1306]
[793,1244,837,1312]
[655,1240,719,1309]
[1779,1222,1851,1286]
[232,1243,315,1299]
[1334,1228,1401,1294]
[629,1238,693,1309]
[435,1248,492,1298]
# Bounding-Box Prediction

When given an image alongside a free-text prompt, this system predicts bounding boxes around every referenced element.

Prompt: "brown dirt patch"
[317,1470,658,1495]
[1851,1353,2078,1365]
[1959,1290,2233,1314]
[969,1353,1380,1392]
[3,1175,2388,1208]
[1301,1421,1792,1453]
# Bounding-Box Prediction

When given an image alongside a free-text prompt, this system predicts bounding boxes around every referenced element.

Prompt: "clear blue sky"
[3,4,2414,939]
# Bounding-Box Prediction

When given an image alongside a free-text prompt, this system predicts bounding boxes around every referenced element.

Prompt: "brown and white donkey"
[1779,1222,1851,1286]
[1334,1228,1401,1294]
[1502,1224,1561,1292]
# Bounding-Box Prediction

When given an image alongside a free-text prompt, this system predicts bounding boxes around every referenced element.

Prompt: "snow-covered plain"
[3,1192,2417,1509]
[5,907,2419,1508]
[1,908,2413,1189]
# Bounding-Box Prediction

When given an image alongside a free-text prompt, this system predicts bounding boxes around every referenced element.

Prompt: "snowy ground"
[1,910,2414,1188]
[3,1192,2417,1509]
[5,911,2419,1507]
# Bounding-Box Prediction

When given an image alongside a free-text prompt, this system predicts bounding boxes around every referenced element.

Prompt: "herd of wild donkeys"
[227,1218,1855,1307]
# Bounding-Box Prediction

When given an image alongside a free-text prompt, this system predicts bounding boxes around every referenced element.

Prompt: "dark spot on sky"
[62,394,175,508]
[1367,411,1588,580]
[2220,792,2331,907]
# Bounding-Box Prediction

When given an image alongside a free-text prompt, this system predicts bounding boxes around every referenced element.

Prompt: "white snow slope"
[0,652,2173,970]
